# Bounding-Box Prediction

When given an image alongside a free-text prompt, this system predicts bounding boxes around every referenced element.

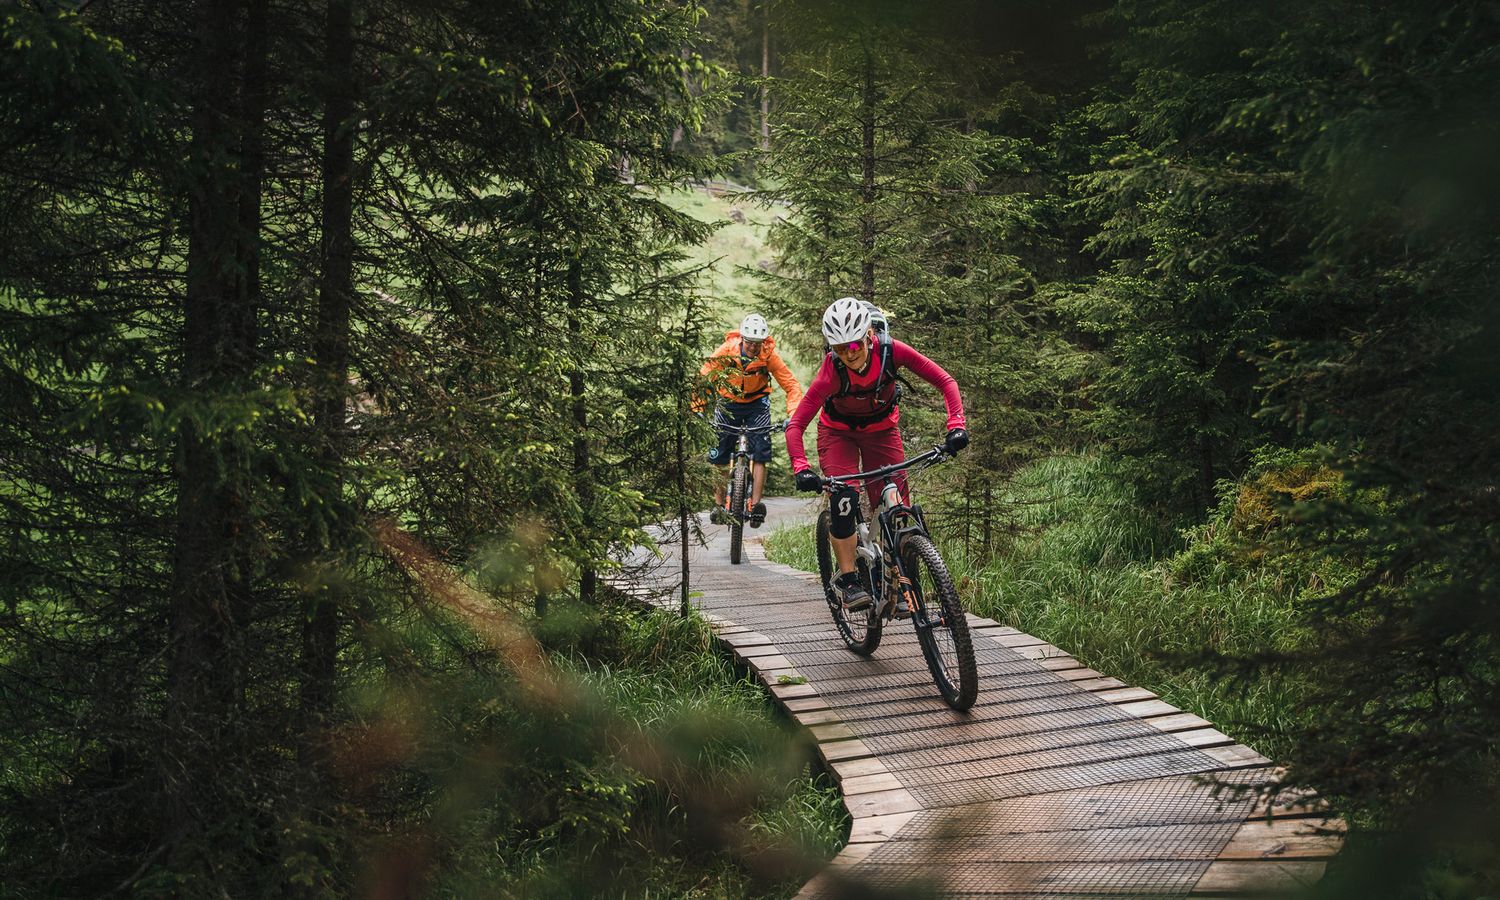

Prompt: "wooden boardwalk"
[612,497,1341,898]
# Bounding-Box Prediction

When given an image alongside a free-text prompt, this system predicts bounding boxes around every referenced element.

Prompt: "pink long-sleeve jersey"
[785,339,965,473]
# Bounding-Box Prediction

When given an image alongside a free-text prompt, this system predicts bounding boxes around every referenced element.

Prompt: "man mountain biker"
[696,313,804,528]
[786,297,969,612]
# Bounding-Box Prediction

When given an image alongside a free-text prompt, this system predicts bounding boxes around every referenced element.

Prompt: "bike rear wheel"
[729,459,748,564]
[816,510,881,655]
[902,534,978,710]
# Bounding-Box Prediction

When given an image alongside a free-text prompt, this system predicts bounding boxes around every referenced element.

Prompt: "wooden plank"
[1015,644,1070,660]
[1191,860,1328,894]
[818,738,876,763]
[756,668,804,685]
[969,623,1022,636]
[1098,686,1158,704]
[838,772,904,795]
[719,632,773,648]
[1202,744,1273,767]
[1073,676,1129,691]
[769,681,817,700]
[1145,712,1217,733]
[781,696,830,713]
[1247,795,1334,821]
[735,643,782,659]
[791,708,843,726]
[1038,656,1083,671]
[1171,727,1239,749]
[1118,698,1183,719]
[1218,819,1346,860]
[829,757,889,781]
[826,842,878,866]
[846,810,919,843]
[810,722,857,742]
[843,787,922,818]
[988,632,1049,649]
[744,653,794,673]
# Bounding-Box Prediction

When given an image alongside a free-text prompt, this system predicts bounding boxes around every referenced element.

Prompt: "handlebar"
[817,444,949,491]
[714,418,789,435]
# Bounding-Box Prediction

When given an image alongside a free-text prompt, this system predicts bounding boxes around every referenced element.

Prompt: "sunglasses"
[834,338,867,354]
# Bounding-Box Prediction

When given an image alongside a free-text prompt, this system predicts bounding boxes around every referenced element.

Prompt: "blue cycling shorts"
[707,397,773,465]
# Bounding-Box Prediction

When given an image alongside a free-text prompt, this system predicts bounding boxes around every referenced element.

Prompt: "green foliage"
[9,0,1500,893]
[1062,0,1299,516]
[753,3,1032,352]
[754,1,1085,558]
[0,0,759,895]
[1062,2,1500,882]
[393,604,845,899]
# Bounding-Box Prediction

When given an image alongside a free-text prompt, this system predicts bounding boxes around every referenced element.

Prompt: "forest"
[1,0,1497,896]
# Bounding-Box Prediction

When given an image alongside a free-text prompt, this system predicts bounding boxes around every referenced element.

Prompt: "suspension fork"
[880,502,932,625]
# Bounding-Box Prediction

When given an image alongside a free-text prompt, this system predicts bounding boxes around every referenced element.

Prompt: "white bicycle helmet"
[739,313,770,341]
[821,297,871,345]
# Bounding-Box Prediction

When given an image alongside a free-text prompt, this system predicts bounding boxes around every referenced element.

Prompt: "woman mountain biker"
[696,313,804,527]
[786,297,969,612]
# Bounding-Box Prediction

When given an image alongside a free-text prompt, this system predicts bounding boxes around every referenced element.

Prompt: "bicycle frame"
[714,417,787,565]
[824,447,946,623]
[714,417,787,515]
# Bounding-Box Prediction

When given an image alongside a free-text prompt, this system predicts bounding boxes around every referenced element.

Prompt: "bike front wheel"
[816,510,881,655]
[902,534,978,710]
[729,458,748,564]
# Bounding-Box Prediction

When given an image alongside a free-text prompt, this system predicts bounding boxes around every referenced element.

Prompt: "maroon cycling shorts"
[815,423,910,507]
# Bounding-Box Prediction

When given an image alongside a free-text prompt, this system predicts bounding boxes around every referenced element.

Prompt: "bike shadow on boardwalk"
[611,496,1342,899]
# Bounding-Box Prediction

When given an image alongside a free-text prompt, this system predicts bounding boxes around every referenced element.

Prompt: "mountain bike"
[812,445,978,710]
[713,417,788,565]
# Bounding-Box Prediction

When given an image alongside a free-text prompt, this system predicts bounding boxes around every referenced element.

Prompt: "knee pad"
[829,485,859,539]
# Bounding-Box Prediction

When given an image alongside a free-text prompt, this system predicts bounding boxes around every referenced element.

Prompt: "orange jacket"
[696,331,804,417]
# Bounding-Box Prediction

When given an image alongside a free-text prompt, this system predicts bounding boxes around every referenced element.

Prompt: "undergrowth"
[415,603,849,899]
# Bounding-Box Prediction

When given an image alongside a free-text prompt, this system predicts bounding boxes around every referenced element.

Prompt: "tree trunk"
[567,259,597,603]
[981,479,993,556]
[671,45,690,150]
[678,309,694,617]
[303,0,356,735]
[1194,337,1215,511]
[165,0,264,846]
[759,1,770,151]
[859,49,877,303]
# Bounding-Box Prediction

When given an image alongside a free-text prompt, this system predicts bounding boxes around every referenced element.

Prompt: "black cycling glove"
[795,469,824,493]
[944,428,969,455]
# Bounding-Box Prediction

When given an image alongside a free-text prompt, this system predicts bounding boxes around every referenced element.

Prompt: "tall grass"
[442,604,849,899]
[765,454,1314,761]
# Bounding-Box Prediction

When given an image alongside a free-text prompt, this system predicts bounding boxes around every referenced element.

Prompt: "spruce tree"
[1231,1,1500,889]
[0,0,723,891]
[1065,0,1298,517]
[754,1,1075,553]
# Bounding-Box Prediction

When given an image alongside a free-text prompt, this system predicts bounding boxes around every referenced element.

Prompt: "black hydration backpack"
[822,331,903,429]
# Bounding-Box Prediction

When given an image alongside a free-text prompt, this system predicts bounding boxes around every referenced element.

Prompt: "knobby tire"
[729,460,747,565]
[902,534,978,710]
[816,510,881,655]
